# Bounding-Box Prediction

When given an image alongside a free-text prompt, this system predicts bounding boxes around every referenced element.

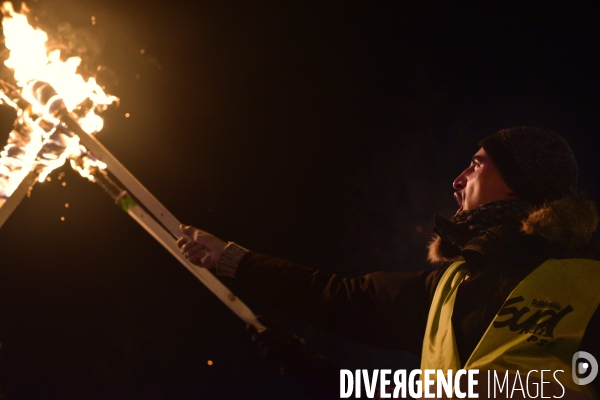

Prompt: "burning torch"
[0,2,265,331]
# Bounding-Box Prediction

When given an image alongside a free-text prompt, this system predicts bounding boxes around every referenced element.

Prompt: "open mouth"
[454,192,463,208]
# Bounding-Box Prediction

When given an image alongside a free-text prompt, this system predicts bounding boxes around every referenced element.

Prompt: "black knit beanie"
[479,127,578,206]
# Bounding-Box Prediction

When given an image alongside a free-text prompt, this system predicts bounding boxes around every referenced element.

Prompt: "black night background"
[0,1,599,398]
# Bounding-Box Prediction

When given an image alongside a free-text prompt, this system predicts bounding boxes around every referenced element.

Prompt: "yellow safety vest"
[421,259,600,399]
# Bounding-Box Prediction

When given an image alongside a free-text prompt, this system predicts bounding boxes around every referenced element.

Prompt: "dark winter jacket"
[234,194,600,396]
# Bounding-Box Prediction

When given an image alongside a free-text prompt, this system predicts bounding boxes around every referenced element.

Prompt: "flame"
[1,2,117,116]
[0,2,118,202]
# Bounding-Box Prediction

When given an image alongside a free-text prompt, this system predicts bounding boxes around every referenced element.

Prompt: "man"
[178,127,600,398]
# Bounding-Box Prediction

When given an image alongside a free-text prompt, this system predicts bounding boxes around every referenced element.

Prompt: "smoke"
[44,22,101,80]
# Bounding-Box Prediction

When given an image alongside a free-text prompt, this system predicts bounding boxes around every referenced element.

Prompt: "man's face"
[452,147,516,211]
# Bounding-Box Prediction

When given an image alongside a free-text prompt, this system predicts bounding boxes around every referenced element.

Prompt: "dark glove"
[247,317,343,399]
[247,316,319,379]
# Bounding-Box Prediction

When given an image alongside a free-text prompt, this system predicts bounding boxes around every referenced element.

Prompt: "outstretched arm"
[176,224,441,351]
[235,251,438,350]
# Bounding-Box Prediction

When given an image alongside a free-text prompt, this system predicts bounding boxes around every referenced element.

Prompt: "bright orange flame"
[1,2,117,120]
[0,2,119,201]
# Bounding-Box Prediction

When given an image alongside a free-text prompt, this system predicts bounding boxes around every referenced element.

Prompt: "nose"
[453,169,467,191]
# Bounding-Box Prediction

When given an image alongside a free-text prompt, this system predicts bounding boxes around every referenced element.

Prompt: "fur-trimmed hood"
[428,193,599,264]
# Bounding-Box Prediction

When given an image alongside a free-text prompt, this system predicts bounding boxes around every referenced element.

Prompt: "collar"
[433,214,526,261]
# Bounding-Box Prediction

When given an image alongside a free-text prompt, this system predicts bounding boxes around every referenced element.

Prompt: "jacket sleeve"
[235,251,445,352]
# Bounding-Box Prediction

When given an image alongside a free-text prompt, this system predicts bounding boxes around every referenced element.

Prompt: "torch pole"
[0,170,38,229]
[59,111,182,236]
[126,200,264,329]
[57,110,265,332]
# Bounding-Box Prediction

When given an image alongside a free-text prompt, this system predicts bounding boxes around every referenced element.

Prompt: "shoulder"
[521,192,598,251]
